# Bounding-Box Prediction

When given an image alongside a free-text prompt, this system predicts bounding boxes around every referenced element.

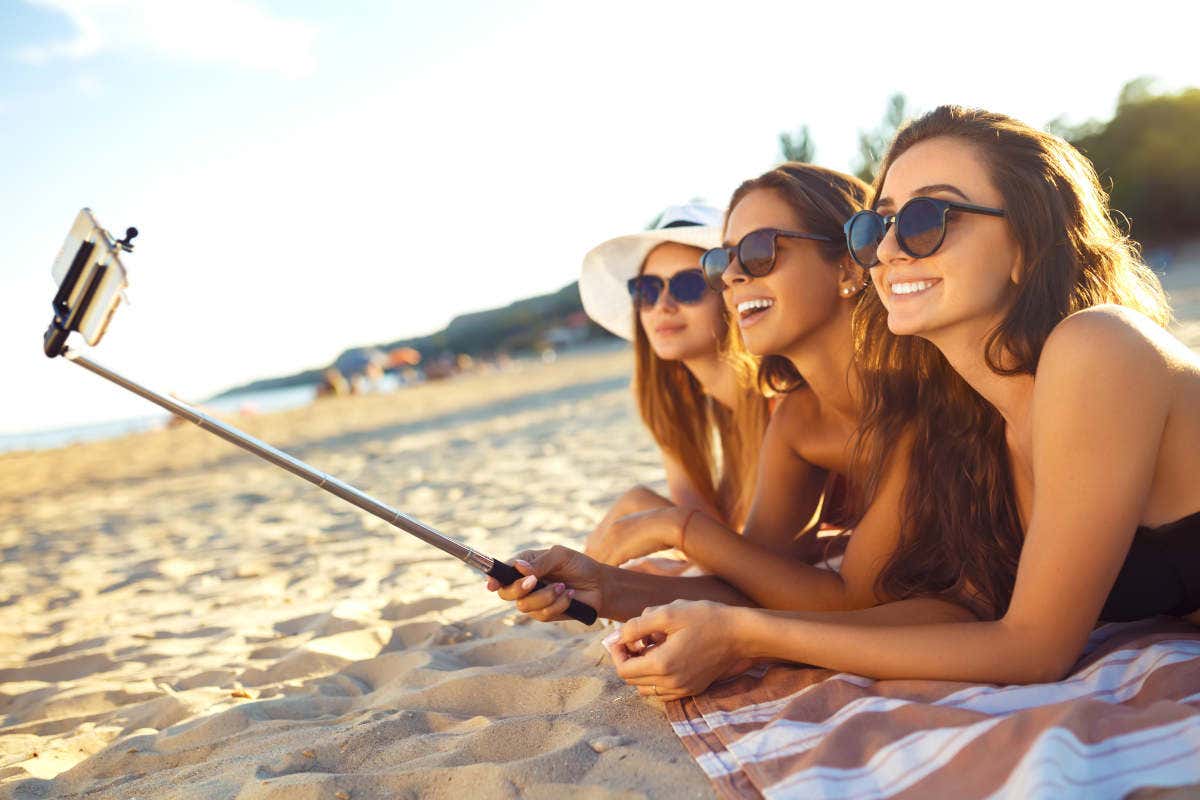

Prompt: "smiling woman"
[576,205,769,564]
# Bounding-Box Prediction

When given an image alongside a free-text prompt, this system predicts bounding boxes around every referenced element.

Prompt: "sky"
[2,0,1197,435]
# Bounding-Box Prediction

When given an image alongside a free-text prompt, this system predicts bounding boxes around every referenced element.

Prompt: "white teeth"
[736,298,774,315]
[890,280,936,296]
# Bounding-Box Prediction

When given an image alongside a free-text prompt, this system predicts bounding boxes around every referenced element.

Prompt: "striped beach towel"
[667,618,1200,799]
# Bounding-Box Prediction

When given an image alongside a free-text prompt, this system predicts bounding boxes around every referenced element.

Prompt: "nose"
[721,255,749,290]
[875,218,909,267]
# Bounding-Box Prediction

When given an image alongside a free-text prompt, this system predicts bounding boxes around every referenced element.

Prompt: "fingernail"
[515,559,531,569]
[554,583,565,595]
[521,575,537,590]
[567,589,576,598]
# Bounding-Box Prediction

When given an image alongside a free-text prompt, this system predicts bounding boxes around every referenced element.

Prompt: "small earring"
[840,287,852,296]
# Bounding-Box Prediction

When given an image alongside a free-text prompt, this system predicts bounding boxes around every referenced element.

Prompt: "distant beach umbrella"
[387,347,422,367]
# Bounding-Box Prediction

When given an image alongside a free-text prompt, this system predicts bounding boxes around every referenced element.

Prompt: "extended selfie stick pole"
[43,214,596,626]
[55,349,597,625]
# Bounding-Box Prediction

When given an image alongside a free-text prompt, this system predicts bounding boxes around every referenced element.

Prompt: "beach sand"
[1,346,712,799]
[4,262,1200,800]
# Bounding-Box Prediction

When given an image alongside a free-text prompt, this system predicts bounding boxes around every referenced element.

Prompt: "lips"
[653,324,686,335]
[731,296,775,329]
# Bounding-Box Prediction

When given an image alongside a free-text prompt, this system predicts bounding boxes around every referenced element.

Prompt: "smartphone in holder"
[44,208,130,357]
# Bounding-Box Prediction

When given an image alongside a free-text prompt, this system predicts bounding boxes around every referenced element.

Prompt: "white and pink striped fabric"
[667,619,1200,799]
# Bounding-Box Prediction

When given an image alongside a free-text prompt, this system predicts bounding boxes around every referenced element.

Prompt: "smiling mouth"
[654,324,686,335]
[889,279,940,298]
[736,298,774,326]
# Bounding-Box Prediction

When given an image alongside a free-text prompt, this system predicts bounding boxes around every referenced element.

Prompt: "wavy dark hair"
[721,163,870,394]
[851,105,1171,618]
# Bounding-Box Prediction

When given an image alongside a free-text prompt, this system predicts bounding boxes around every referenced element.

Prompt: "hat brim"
[579,225,722,340]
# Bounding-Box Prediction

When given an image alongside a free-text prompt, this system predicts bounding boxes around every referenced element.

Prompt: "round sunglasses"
[627,268,710,309]
[844,196,1006,269]
[700,228,834,289]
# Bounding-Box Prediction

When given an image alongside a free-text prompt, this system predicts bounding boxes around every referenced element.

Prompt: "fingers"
[496,573,539,602]
[614,643,668,681]
[617,606,670,648]
[636,684,689,702]
[515,581,567,614]
[523,587,576,623]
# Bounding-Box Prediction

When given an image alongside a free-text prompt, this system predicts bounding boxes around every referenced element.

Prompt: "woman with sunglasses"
[612,106,1199,700]
[577,204,769,572]
[490,165,976,628]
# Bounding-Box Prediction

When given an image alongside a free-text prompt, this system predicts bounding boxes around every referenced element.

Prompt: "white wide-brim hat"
[580,203,725,340]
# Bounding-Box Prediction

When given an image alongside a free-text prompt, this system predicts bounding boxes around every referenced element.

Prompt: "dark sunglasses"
[844,196,1006,269]
[700,228,834,289]
[627,268,710,309]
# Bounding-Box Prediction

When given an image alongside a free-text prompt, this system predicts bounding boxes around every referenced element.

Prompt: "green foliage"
[779,125,815,163]
[1062,80,1200,243]
[854,93,910,183]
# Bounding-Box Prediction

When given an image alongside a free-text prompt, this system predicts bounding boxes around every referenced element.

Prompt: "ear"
[837,261,867,298]
[1009,255,1024,285]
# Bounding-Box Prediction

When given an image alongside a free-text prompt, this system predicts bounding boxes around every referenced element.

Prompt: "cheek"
[690,298,725,333]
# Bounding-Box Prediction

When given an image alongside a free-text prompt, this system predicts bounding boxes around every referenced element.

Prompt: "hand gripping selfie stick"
[41,209,597,625]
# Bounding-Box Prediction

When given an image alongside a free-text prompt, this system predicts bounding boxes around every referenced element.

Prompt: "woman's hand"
[485,545,606,622]
[585,507,685,567]
[611,600,755,702]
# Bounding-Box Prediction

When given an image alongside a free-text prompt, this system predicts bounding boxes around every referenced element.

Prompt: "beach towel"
[666,618,1200,799]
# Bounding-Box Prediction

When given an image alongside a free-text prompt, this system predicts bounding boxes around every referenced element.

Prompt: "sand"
[1,345,712,799]
[3,262,1199,800]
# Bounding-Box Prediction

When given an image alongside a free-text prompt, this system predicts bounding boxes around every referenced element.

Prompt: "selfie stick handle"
[61,347,598,626]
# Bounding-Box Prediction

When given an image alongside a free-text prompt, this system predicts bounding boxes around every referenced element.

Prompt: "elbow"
[999,619,1081,684]
[1018,655,1075,685]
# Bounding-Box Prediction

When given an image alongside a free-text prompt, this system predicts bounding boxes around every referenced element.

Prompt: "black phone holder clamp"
[44,226,137,359]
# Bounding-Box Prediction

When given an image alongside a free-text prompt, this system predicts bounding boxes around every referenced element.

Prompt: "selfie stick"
[42,217,597,626]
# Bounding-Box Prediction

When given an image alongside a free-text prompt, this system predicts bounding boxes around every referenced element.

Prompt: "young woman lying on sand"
[488,164,975,625]
[611,106,1200,701]
[578,205,768,562]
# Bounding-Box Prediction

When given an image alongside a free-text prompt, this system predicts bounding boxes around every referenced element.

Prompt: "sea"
[0,383,318,454]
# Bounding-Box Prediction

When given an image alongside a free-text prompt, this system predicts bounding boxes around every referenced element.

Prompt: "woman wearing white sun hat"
[578,203,770,569]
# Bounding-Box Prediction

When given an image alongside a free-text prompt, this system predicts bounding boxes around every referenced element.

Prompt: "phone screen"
[50,208,129,346]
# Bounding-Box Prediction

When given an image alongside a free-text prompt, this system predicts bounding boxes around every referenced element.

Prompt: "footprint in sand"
[379,596,459,621]
[454,636,562,667]
[390,673,605,718]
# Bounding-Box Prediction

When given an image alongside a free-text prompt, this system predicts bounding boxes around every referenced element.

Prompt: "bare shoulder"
[1034,305,1190,419]
[770,388,822,448]
[1040,304,1186,379]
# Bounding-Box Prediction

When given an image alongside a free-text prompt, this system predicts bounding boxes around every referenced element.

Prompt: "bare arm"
[662,451,725,520]
[670,418,912,611]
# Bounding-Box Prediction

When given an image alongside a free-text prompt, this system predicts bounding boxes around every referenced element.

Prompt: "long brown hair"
[723,163,871,394]
[633,259,769,528]
[852,105,1172,617]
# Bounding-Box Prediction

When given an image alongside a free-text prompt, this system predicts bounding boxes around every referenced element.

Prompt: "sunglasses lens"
[628,277,661,308]
[670,270,709,304]
[739,230,776,276]
[701,248,731,289]
[847,212,885,268]
[897,198,944,257]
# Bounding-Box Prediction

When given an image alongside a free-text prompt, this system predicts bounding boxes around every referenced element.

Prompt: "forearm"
[681,511,854,611]
[601,566,752,622]
[734,603,1071,684]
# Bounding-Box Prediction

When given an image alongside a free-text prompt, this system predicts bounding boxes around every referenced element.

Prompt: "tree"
[779,125,815,163]
[1061,80,1200,244]
[854,93,910,183]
